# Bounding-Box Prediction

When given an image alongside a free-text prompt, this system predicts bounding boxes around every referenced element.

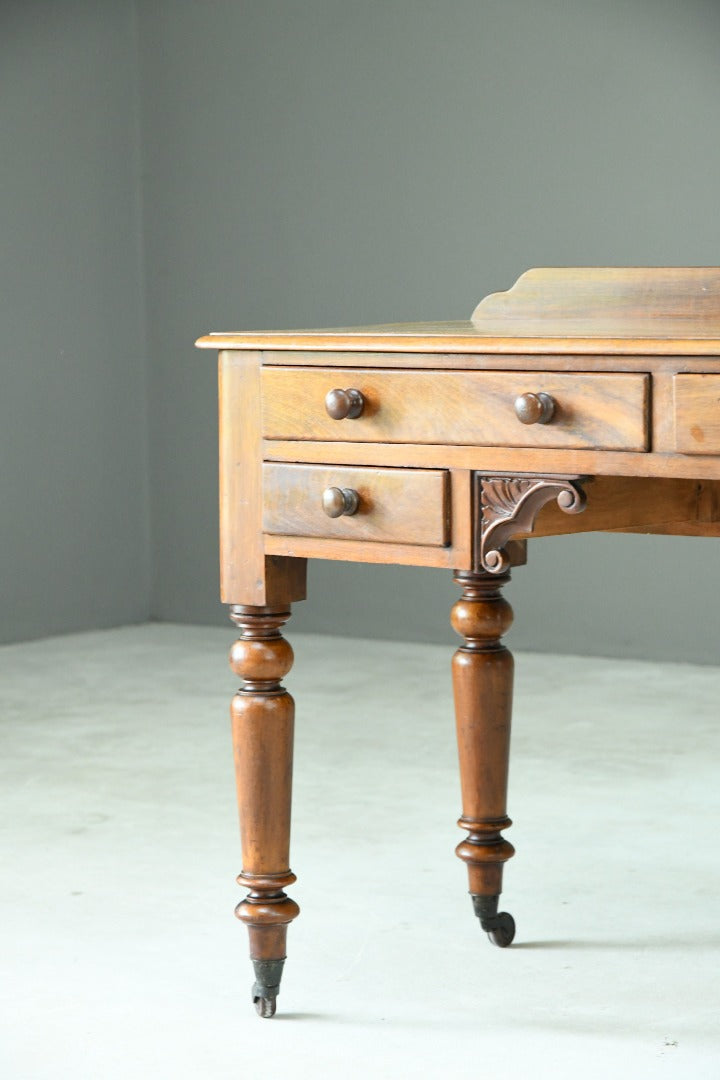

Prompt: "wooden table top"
[196,267,720,356]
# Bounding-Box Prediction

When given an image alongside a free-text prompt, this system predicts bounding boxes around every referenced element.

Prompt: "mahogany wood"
[218,351,307,606]
[263,462,449,546]
[451,571,515,905]
[229,604,299,1018]
[529,477,707,536]
[475,475,587,574]
[674,374,720,455]
[263,466,473,570]
[258,352,720,371]
[471,267,720,338]
[197,269,720,355]
[616,521,720,536]
[199,333,720,357]
[199,266,720,1016]
[262,438,720,483]
[262,367,649,451]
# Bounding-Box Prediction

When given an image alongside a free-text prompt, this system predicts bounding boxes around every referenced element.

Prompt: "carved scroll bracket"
[475,474,588,574]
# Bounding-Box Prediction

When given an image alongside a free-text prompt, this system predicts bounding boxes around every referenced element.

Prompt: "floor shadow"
[274,1011,344,1022]
[514,935,720,950]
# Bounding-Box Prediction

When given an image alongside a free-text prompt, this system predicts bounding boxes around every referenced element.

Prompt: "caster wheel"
[253,994,277,1019]
[250,959,284,1018]
[487,912,515,948]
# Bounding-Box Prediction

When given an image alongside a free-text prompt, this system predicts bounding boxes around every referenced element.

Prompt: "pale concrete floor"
[1,624,719,1079]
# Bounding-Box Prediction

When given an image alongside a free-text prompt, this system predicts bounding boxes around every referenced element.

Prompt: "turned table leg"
[229,604,300,1017]
[451,570,516,947]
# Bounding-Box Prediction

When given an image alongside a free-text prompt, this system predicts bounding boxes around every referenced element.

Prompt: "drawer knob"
[514,392,555,425]
[322,486,360,518]
[325,387,365,420]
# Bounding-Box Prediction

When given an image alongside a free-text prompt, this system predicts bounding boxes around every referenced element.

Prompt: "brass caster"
[251,957,285,1019]
[253,993,277,1019]
[471,894,516,948]
[487,911,516,948]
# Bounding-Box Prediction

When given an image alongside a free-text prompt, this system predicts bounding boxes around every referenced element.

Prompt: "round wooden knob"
[322,486,360,518]
[325,387,365,420]
[514,391,555,425]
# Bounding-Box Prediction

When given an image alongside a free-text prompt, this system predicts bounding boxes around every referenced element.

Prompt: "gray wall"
[0,0,150,643]
[4,2,720,662]
[136,0,720,662]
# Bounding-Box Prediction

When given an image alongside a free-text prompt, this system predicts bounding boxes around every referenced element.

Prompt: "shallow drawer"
[675,374,720,454]
[262,463,449,546]
[262,367,649,451]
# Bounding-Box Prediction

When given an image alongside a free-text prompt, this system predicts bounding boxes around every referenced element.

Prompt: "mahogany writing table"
[196,267,720,1017]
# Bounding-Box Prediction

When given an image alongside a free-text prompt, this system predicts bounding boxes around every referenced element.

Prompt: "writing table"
[196,267,720,1017]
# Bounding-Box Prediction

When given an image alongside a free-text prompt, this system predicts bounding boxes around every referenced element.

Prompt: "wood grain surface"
[262,462,449,546]
[262,367,649,451]
[218,351,306,605]
[262,438,720,483]
[197,267,720,355]
[674,374,720,454]
[202,266,720,1016]
[471,267,720,338]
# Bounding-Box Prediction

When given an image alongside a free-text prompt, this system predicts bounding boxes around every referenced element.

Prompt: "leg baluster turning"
[451,571,516,947]
[229,605,300,1017]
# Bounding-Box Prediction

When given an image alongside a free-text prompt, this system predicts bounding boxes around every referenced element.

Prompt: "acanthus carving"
[475,474,588,574]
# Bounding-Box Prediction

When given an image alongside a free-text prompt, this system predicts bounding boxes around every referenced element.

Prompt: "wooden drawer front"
[675,374,720,454]
[263,463,449,546]
[262,367,649,451]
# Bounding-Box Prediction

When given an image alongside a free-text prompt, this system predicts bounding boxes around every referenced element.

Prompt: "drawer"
[262,367,649,451]
[674,374,720,454]
[262,463,449,546]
